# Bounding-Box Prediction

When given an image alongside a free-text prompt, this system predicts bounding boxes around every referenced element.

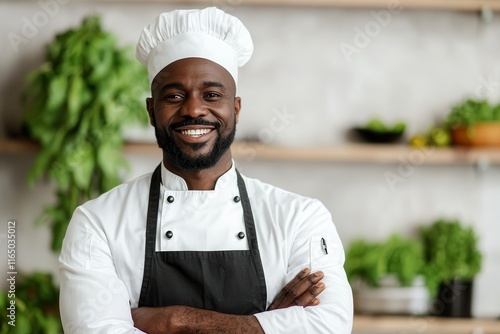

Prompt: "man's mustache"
[171,118,221,130]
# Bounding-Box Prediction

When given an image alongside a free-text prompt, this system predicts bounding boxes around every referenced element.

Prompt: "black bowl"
[353,127,405,143]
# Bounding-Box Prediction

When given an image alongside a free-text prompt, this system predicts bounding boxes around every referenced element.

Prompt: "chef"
[59,7,353,333]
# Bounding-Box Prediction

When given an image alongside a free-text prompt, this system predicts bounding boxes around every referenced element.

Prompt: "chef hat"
[136,7,253,86]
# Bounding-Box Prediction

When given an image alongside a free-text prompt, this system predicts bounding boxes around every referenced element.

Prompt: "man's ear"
[146,97,155,126]
[234,97,241,124]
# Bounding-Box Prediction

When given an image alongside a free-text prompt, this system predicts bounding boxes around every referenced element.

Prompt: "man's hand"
[132,306,264,334]
[268,268,325,310]
[131,268,325,333]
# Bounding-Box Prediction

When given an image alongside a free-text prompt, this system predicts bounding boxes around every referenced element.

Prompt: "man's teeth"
[180,129,211,137]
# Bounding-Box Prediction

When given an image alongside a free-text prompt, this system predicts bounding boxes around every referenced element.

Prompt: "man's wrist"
[166,307,264,334]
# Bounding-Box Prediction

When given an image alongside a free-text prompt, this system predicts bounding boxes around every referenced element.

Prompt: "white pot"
[353,275,430,315]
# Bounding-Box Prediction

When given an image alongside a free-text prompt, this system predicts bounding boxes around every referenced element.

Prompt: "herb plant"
[345,234,425,287]
[445,98,500,128]
[419,219,482,297]
[22,16,149,251]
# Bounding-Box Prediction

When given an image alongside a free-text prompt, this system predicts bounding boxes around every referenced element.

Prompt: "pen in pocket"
[321,237,328,255]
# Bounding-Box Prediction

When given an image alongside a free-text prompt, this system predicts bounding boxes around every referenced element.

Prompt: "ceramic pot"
[431,279,473,318]
[451,123,500,147]
[353,275,430,315]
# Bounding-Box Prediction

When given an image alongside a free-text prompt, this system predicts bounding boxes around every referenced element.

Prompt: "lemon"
[409,135,428,148]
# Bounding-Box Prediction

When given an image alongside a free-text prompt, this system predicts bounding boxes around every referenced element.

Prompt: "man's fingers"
[281,272,323,304]
[268,269,324,310]
[307,297,320,307]
[292,282,325,307]
[268,268,311,310]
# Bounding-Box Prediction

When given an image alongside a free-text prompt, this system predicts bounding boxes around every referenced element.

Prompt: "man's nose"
[180,96,208,117]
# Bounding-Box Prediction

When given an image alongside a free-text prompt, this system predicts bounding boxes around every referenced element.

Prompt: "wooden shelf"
[88,0,500,11]
[0,139,39,154]
[353,315,500,334]
[2,139,500,165]
[0,139,500,165]
[231,141,500,165]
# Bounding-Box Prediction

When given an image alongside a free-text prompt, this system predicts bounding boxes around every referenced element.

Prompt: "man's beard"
[153,117,236,171]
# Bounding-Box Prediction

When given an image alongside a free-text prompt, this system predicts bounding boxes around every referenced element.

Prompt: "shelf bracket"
[480,6,494,23]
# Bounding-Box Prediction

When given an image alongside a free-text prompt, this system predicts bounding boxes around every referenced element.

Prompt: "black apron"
[138,164,267,315]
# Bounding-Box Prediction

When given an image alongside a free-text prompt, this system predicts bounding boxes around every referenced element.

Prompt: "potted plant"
[419,219,482,318]
[22,15,149,251]
[345,234,430,315]
[445,98,500,147]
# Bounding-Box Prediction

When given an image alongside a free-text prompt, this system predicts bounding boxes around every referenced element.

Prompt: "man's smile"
[174,125,216,143]
[180,129,212,137]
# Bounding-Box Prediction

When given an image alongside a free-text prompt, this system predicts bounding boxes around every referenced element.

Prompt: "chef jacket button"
[237,232,245,239]
[233,196,241,203]
[165,231,173,239]
[167,196,175,203]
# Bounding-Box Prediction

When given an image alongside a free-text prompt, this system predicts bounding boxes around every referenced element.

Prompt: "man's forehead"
[152,58,235,92]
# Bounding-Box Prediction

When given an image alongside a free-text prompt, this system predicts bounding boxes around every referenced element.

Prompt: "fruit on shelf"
[409,127,451,148]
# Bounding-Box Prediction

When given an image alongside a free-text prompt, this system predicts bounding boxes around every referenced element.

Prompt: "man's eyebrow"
[158,82,184,95]
[202,81,226,91]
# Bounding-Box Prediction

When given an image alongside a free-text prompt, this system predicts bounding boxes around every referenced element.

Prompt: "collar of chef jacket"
[160,161,236,191]
[156,161,246,252]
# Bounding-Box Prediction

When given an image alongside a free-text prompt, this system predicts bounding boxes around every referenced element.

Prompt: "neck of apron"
[138,164,267,314]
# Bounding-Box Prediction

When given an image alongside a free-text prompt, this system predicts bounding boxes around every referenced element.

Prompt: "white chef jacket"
[59,162,353,333]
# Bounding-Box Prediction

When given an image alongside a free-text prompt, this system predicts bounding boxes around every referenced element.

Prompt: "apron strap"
[235,169,259,251]
[139,163,162,306]
[236,169,267,305]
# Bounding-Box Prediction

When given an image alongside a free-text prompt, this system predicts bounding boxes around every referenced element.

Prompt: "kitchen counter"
[353,315,500,334]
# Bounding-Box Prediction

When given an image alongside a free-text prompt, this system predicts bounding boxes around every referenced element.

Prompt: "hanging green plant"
[22,15,149,251]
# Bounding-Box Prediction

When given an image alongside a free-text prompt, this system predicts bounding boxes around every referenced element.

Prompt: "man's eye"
[205,93,221,99]
[164,94,183,101]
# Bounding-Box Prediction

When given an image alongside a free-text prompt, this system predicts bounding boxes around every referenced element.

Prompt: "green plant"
[0,272,61,334]
[419,219,482,297]
[444,98,500,128]
[345,234,425,287]
[363,118,406,133]
[22,15,149,251]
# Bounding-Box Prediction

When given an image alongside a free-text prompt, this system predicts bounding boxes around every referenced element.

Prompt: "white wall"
[1,1,499,317]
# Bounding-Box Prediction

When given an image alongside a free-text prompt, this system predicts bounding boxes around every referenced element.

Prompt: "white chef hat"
[136,7,253,86]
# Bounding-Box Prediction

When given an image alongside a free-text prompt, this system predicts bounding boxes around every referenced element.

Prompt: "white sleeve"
[59,207,145,334]
[254,200,353,334]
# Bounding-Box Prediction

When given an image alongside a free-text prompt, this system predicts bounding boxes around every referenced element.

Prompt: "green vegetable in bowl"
[365,118,406,133]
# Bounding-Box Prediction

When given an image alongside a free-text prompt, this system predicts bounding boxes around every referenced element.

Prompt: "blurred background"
[1,0,500,332]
